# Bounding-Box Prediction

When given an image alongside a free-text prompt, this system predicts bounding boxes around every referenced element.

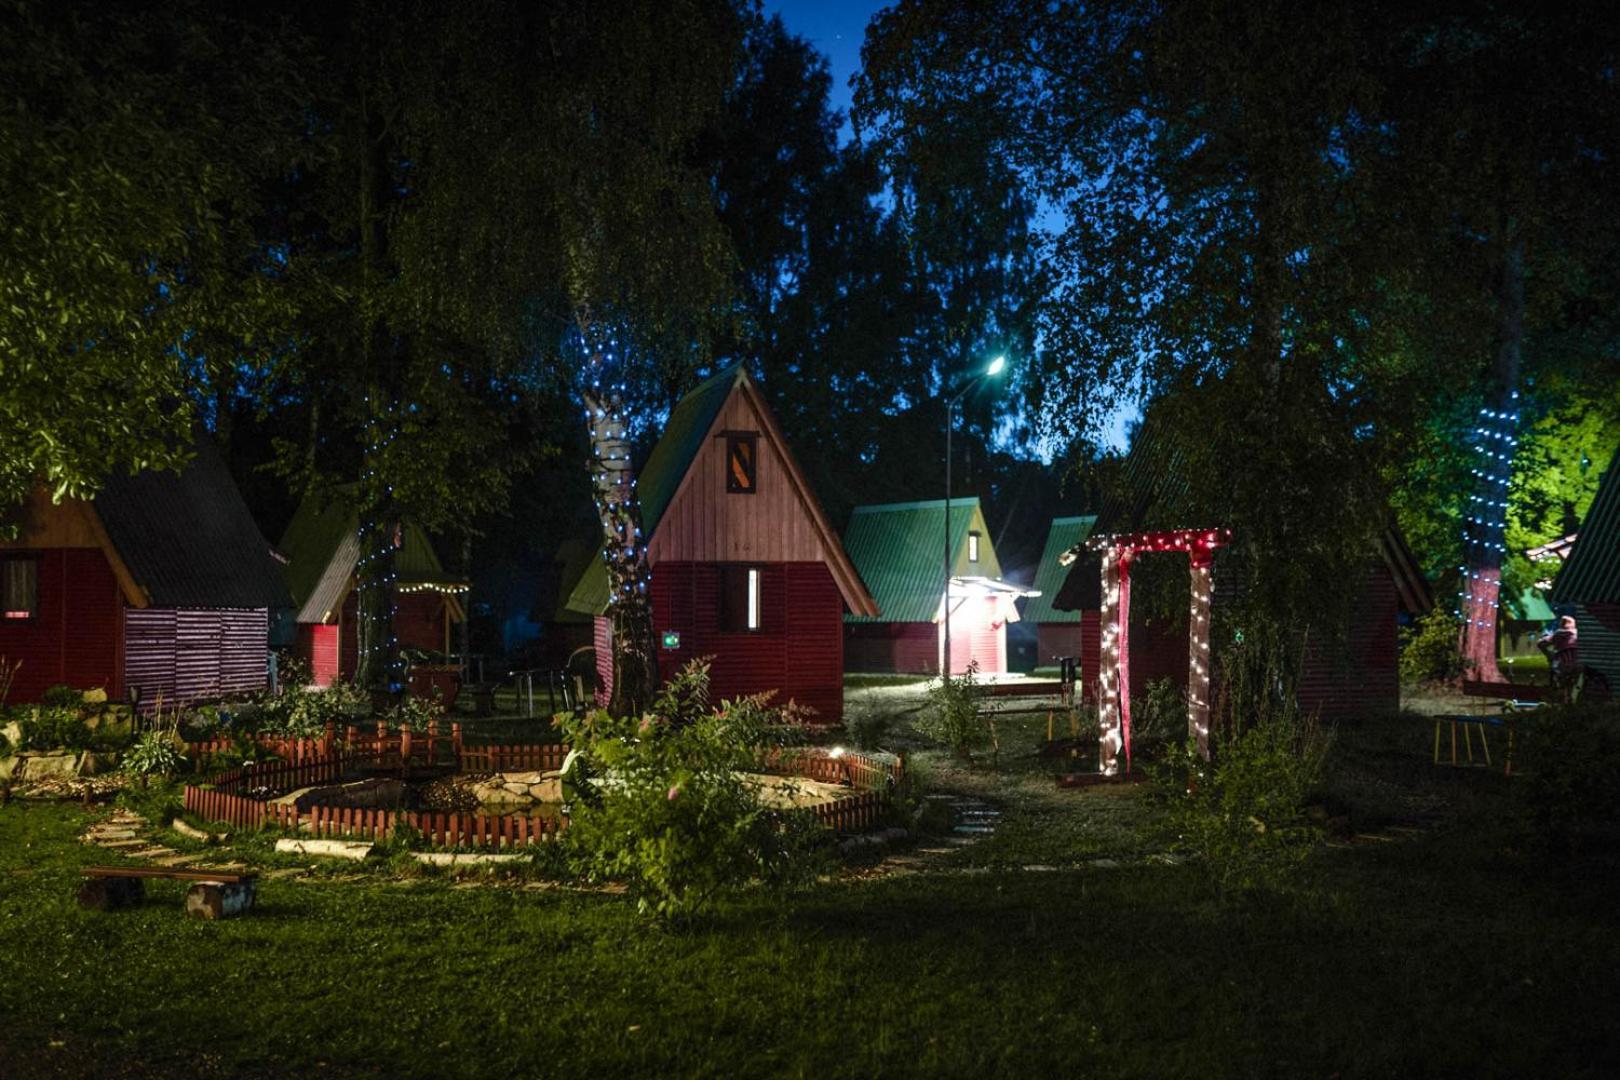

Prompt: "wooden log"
[185,879,257,920]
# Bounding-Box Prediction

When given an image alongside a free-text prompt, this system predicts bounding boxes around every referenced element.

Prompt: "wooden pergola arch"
[1086,527,1231,776]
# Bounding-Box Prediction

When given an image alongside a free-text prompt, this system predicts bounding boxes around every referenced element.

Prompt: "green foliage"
[1134,678,1185,746]
[383,694,445,731]
[1399,607,1464,686]
[919,665,991,758]
[123,714,185,780]
[16,706,91,752]
[39,685,82,709]
[1156,709,1331,896]
[1155,632,1332,894]
[248,682,368,738]
[555,660,825,919]
[1513,704,1620,853]
[847,708,894,751]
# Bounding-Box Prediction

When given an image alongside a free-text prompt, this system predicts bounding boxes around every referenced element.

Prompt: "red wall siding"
[1036,623,1083,669]
[334,588,450,680]
[650,562,844,723]
[846,621,939,674]
[1296,566,1399,722]
[944,594,1007,676]
[0,549,123,702]
[298,623,339,687]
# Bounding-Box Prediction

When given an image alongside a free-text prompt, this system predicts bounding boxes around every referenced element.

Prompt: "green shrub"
[1513,703,1620,853]
[847,708,893,750]
[1156,633,1332,895]
[124,708,185,778]
[1399,607,1463,685]
[384,693,444,730]
[919,664,991,758]
[555,660,826,920]
[17,705,92,751]
[1135,678,1185,745]
[40,684,83,708]
[249,680,369,736]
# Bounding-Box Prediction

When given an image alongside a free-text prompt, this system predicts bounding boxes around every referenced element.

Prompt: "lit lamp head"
[986,355,1006,376]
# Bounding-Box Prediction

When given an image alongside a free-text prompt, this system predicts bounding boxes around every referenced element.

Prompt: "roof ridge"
[851,497,981,514]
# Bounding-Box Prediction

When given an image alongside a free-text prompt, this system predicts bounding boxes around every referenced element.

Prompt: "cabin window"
[725,433,758,494]
[720,566,762,632]
[2,556,38,620]
[968,531,981,563]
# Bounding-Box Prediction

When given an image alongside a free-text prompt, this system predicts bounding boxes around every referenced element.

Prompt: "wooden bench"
[1432,714,1520,775]
[78,865,259,919]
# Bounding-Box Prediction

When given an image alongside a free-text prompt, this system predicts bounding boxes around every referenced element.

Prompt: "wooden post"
[427,719,438,765]
[1096,544,1123,776]
[452,722,463,763]
[1187,551,1214,761]
[399,722,412,778]
[323,721,335,757]
[346,724,359,751]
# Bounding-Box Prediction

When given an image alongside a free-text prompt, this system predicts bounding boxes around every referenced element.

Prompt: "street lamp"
[943,355,1007,680]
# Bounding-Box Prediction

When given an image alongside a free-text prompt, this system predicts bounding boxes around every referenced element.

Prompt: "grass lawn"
[3,696,1618,1077]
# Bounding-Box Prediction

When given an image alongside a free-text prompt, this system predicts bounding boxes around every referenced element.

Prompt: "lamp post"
[943,354,1007,680]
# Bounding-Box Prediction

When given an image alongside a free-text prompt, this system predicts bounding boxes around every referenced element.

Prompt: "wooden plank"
[82,865,255,884]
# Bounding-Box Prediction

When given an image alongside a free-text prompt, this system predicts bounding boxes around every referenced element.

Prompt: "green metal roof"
[1552,462,1620,604]
[843,498,1000,623]
[1023,516,1096,623]
[279,488,461,622]
[563,366,744,617]
[1505,586,1555,623]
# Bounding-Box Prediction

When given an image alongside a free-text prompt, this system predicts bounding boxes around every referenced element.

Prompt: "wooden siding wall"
[0,549,123,701]
[649,392,831,566]
[297,623,339,687]
[651,561,845,722]
[1573,603,1620,686]
[125,608,269,705]
[845,621,939,674]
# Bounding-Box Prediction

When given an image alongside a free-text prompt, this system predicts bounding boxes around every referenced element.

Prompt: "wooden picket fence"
[182,740,899,848]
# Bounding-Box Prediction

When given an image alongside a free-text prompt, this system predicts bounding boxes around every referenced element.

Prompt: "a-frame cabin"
[843,498,1035,676]
[279,492,468,686]
[1550,461,1620,687]
[564,365,878,722]
[0,437,290,705]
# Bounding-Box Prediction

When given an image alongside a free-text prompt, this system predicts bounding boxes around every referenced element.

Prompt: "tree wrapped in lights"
[1457,394,1519,683]
[580,322,658,716]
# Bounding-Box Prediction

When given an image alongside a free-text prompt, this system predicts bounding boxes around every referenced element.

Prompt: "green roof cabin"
[1550,460,1620,688]
[1023,516,1098,669]
[279,490,468,687]
[843,498,1036,676]
[563,366,877,723]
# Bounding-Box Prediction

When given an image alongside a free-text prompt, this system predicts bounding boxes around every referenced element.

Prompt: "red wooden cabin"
[564,366,878,723]
[843,498,1036,677]
[278,492,467,687]
[0,439,290,705]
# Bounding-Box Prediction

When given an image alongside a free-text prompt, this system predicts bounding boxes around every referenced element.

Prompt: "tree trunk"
[351,54,402,692]
[1458,229,1523,684]
[581,323,657,715]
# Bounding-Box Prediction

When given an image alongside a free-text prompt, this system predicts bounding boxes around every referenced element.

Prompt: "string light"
[1456,392,1520,637]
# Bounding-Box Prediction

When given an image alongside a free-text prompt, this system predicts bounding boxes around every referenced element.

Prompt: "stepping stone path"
[79,810,244,873]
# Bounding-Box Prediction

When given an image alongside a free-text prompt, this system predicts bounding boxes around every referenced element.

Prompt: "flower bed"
[181,736,900,850]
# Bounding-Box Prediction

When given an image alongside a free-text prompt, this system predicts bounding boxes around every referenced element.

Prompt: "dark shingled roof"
[1551,462,1620,604]
[94,437,290,610]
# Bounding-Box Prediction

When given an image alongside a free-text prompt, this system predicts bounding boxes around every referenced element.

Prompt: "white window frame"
[968,531,980,563]
[747,568,761,631]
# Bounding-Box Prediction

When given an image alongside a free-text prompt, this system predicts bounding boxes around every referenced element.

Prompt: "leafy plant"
[124,707,185,779]
[555,660,826,920]
[39,685,82,709]
[1155,635,1333,895]
[919,663,991,758]
[1134,678,1186,746]
[17,706,92,752]
[847,708,893,751]
[1399,607,1463,686]
[384,694,445,731]
[250,680,369,737]
[1513,703,1620,853]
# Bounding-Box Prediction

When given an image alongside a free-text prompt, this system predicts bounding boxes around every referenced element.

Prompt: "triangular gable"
[280,489,464,624]
[844,498,1003,623]
[1552,461,1620,605]
[0,487,148,607]
[1023,516,1096,623]
[565,367,878,617]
